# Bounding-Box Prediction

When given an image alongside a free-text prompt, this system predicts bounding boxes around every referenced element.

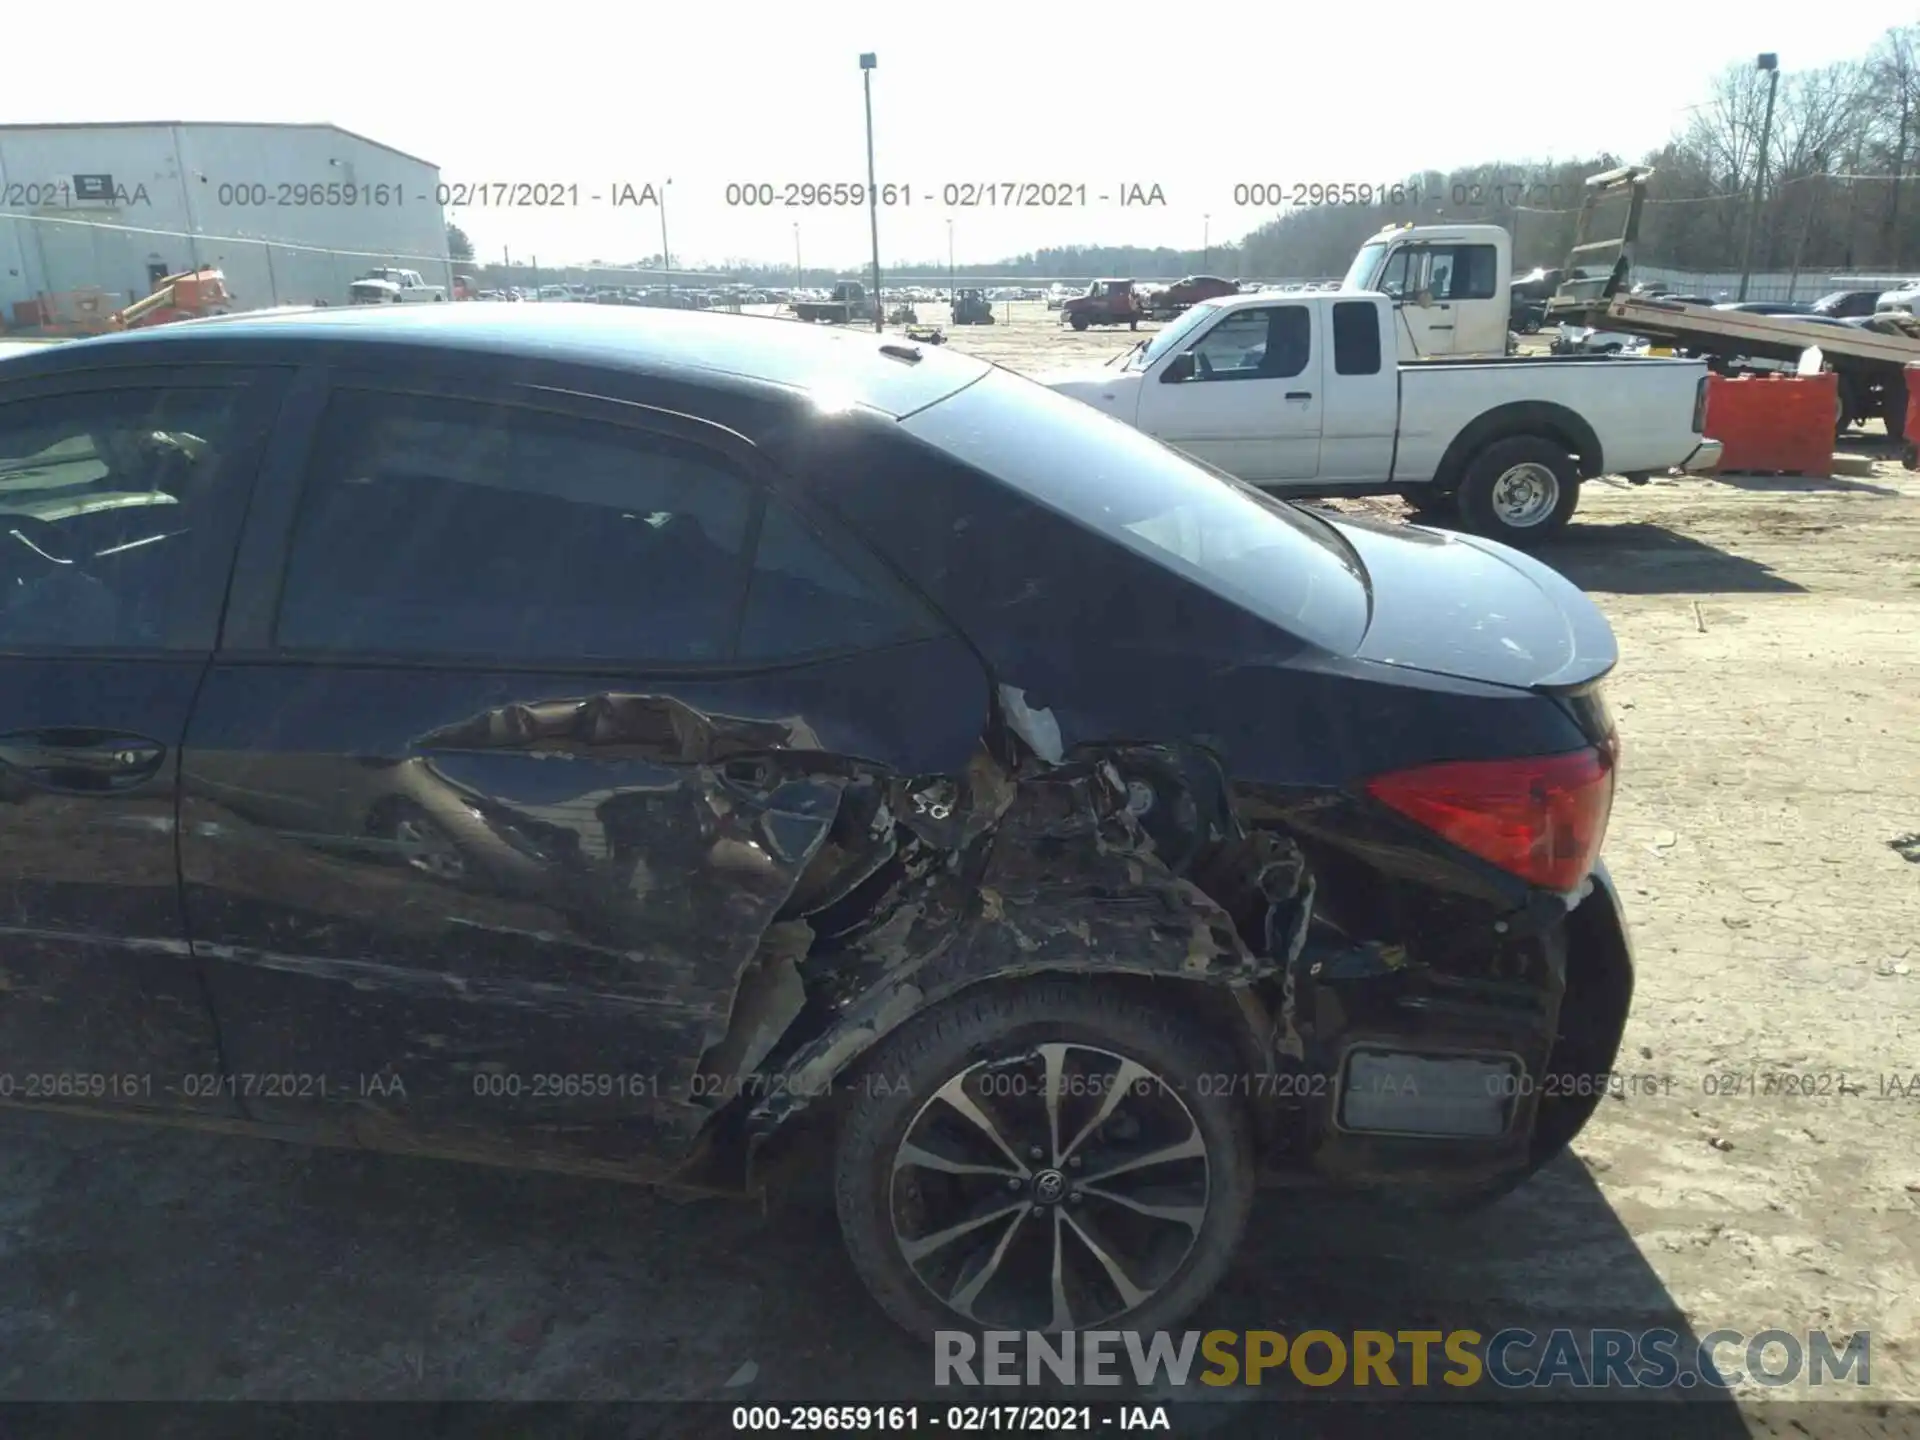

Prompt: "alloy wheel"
[888,1042,1210,1330]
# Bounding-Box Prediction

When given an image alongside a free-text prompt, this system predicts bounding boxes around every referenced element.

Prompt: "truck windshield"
[1343,242,1389,292]
[1128,302,1221,369]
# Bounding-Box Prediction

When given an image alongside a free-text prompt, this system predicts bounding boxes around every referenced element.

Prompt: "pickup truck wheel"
[1457,437,1580,545]
[1070,313,1090,332]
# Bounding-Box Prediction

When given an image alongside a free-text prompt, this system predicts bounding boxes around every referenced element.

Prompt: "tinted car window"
[276,390,753,663]
[737,495,939,661]
[900,369,1369,656]
[0,386,250,650]
[1332,302,1382,375]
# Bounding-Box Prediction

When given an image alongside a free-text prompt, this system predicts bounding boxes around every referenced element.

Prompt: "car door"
[0,363,284,1121]
[180,369,987,1175]
[1387,244,1456,356]
[1138,304,1322,482]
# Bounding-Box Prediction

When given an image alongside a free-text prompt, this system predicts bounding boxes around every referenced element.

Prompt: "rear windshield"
[900,368,1370,654]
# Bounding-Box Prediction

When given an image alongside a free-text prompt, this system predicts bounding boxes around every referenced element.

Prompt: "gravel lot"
[2,301,1916,1429]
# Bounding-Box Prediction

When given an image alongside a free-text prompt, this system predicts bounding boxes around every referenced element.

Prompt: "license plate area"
[1336,1046,1523,1139]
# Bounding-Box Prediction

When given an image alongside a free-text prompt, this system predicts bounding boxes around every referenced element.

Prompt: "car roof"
[9,305,994,421]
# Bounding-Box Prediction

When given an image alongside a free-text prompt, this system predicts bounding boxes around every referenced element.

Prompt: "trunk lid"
[1328,511,1617,689]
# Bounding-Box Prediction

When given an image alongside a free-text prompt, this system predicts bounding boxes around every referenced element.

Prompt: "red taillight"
[1365,747,1616,892]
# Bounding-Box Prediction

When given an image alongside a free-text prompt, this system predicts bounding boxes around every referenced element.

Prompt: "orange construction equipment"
[13,269,232,337]
[116,268,232,329]
[1699,371,1838,476]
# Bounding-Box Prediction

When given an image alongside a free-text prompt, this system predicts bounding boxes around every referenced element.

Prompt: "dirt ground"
[1,300,1917,1430]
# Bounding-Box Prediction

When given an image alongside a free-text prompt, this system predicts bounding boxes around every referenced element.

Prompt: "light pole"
[660,178,674,297]
[1203,214,1210,272]
[860,52,882,331]
[947,219,954,295]
[793,222,802,293]
[1736,53,1780,301]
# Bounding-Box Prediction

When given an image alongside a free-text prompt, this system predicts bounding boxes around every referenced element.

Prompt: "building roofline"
[0,121,437,171]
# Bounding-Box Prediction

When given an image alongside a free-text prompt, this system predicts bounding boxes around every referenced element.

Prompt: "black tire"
[1070,313,1090,331]
[832,981,1254,1341]
[1456,435,1581,546]
[1835,378,1858,438]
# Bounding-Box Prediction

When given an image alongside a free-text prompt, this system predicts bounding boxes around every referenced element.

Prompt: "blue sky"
[10,0,1910,268]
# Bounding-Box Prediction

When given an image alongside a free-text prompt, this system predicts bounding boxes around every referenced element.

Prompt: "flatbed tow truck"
[1543,165,1920,435]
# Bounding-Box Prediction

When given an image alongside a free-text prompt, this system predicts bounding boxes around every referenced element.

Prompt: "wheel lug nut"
[1067,1156,1081,1168]
[1029,1146,1044,1160]
[1007,1177,1022,1191]
[1069,1192,1083,1203]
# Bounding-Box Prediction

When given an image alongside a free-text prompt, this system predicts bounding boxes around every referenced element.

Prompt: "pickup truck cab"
[1060,279,1144,331]
[1042,288,1720,545]
[349,268,448,305]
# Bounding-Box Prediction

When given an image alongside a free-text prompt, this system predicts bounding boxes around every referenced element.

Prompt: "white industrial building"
[0,122,451,323]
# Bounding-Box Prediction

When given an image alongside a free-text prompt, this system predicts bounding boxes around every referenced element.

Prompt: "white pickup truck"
[1043,224,1722,545]
[348,268,447,305]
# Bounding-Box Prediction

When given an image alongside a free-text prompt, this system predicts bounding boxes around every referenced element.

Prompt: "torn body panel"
[718,742,1628,1205]
[736,748,1291,1155]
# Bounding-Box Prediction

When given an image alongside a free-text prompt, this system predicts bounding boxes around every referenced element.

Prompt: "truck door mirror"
[1162,352,1196,383]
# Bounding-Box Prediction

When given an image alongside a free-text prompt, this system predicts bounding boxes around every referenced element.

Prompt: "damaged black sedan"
[0,305,1631,1341]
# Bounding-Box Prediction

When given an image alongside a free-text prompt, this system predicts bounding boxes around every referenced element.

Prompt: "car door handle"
[1285,391,1313,400]
[0,730,167,793]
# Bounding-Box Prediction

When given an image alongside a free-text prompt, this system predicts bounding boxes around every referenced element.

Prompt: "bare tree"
[1866,26,1920,265]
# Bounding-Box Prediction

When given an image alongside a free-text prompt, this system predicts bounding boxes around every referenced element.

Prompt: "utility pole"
[1203,214,1210,271]
[947,218,955,295]
[861,52,882,331]
[1737,53,1781,301]
[793,222,802,293]
[660,178,673,297]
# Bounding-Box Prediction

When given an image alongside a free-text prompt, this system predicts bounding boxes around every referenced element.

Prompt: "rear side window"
[1436,244,1499,301]
[0,385,255,650]
[1332,302,1382,375]
[275,390,754,663]
[737,495,940,661]
[900,368,1369,656]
